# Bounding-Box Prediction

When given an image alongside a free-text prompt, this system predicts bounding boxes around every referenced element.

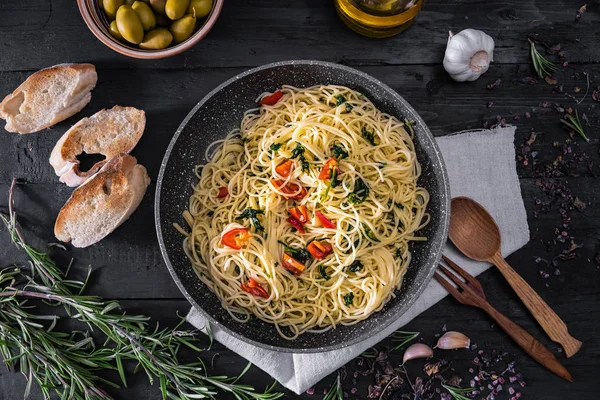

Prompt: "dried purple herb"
[487,79,502,90]
[575,4,587,22]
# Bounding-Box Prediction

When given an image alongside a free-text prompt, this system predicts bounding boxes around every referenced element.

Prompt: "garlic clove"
[402,343,433,364]
[443,28,495,82]
[435,331,470,350]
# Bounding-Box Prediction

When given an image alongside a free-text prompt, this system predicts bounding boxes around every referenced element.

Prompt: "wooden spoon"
[449,196,582,358]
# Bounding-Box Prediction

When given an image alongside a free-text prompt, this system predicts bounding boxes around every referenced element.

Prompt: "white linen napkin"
[186,126,530,394]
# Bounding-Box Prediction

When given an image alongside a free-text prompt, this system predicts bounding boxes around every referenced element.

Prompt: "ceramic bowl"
[77,0,224,59]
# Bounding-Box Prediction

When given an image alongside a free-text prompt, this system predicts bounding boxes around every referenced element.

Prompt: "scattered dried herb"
[575,4,587,22]
[486,79,502,90]
[348,260,364,272]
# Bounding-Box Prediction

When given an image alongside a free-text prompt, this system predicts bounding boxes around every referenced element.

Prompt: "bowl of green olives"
[78,0,223,59]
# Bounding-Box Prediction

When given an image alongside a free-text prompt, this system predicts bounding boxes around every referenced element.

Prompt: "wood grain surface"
[0,0,599,399]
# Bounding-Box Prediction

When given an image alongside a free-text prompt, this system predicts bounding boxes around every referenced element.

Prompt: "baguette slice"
[49,106,146,187]
[0,63,97,134]
[55,154,150,248]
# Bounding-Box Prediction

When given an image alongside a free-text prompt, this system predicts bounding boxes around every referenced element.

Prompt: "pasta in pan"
[178,85,429,340]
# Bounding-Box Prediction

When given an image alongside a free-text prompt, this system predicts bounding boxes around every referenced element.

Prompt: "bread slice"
[54,154,150,248]
[0,63,97,134]
[49,106,146,187]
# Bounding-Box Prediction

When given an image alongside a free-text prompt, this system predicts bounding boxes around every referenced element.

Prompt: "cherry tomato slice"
[288,204,309,224]
[241,277,269,298]
[275,159,294,178]
[315,211,336,229]
[288,216,305,234]
[259,90,283,106]
[282,253,305,276]
[306,240,333,260]
[221,228,251,250]
[217,187,229,198]
[318,158,339,180]
[271,179,307,200]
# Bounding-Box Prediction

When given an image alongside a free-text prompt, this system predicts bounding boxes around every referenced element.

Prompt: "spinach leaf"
[331,143,349,160]
[290,142,309,173]
[348,260,363,272]
[348,178,369,204]
[361,223,380,242]
[343,292,354,306]
[278,241,311,263]
[236,208,265,231]
[335,94,346,106]
[361,127,377,145]
[270,142,282,152]
[318,265,330,281]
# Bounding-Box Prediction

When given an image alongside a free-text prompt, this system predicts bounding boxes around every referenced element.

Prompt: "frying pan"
[155,60,450,352]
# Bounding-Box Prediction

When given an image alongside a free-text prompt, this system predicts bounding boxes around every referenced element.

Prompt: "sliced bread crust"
[49,106,146,187]
[54,154,150,248]
[0,63,97,134]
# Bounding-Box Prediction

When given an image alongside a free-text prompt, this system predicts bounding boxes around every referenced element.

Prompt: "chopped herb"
[290,142,305,159]
[343,292,354,306]
[361,223,380,242]
[242,137,251,143]
[331,143,349,160]
[335,94,346,106]
[234,265,241,274]
[290,142,309,173]
[270,142,282,152]
[377,162,387,169]
[342,202,349,207]
[318,265,330,281]
[345,103,353,113]
[348,260,364,272]
[278,241,311,263]
[348,178,369,204]
[395,202,404,209]
[395,248,403,259]
[344,239,360,255]
[207,210,214,217]
[236,208,265,231]
[361,127,377,145]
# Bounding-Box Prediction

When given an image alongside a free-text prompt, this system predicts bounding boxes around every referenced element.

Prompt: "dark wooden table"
[0,1,598,399]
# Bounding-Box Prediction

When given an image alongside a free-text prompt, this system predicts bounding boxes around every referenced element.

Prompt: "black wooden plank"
[1,64,598,184]
[0,0,599,71]
[0,292,597,399]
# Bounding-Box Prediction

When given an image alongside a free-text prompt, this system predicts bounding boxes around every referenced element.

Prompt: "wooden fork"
[435,255,573,382]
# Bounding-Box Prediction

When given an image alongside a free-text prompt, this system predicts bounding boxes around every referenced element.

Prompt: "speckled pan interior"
[155,60,450,353]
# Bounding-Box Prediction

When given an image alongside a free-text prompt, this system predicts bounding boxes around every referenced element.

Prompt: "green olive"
[187,0,211,18]
[149,0,167,15]
[139,28,173,49]
[103,0,124,19]
[165,0,190,20]
[109,20,123,40]
[132,1,156,31]
[116,5,144,44]
[169,13,196,43]
[155,13,171,27]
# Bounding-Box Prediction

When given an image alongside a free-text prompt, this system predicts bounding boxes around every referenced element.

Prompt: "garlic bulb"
[443,29,495,82]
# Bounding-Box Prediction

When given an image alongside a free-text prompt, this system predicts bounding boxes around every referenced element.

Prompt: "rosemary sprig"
[442,384,474,400]
[560,110,590,142]
[322,372,343,400]
[390,330,420,352]
[528,39,557,79]
[1,179,284,400]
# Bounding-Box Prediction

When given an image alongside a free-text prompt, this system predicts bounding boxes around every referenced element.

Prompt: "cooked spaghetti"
[178,85,429,339]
